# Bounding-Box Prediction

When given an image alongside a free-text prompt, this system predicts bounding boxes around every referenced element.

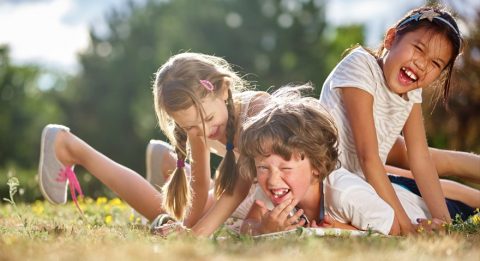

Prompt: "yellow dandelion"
[129,213,135,222]
[105,215,113,225]
[109,198,123,206]
[417,226,424,233]
[96,197,108,206]
[472,215,480,225]
[32,203,44,215]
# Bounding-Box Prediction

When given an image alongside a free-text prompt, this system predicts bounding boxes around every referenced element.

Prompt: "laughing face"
[380,27,453,95]
[170,91,229,143]
[255,153,320,208]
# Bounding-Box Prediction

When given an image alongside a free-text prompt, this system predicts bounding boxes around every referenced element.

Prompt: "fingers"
[415,218,446,233]
[287,208,304,225]
[255,200,268,216]
[285,218,306,231]
[151,222,187,237]
[270,198,298,221]
[321,214,335,227]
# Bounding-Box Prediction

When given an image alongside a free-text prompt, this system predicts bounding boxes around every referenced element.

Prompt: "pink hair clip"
[199,80,214,91]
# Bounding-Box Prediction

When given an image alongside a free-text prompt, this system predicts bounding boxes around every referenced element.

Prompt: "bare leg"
[440,180,480,208]
[55,130,164,221]
[386,165,480,208]
[387,137,480,183]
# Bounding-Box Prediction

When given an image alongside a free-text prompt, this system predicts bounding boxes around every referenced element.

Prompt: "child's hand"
[398,215,417,235]
[256,199,306,234]
[151,219,190,237]
[310,214,335,228]
[414,218,447,234]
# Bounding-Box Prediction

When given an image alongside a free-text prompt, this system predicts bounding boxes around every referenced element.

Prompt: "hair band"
[199,80,214,91]
[397,9,460,37]
[226,142,234,151]
[176,159,185,168]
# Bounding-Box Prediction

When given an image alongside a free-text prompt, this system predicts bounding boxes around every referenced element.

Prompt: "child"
[38,49,475,237]
[39,52,269,236]
[318,6,476,234]
[237,86,478,236]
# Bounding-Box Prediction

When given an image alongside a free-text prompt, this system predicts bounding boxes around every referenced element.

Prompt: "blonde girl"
[38,53,268,236]
[319,6,470,234]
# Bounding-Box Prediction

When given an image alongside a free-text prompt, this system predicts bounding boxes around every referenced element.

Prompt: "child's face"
[170,93,229,141]
[255,153,319,207]
[382,27,453,95]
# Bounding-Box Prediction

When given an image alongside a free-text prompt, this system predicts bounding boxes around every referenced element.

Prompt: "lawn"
[1,177,479,261]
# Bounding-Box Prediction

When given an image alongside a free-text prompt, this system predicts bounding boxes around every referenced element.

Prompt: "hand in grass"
[414,218,448,234]
[310,214,358,231]
[151,219,190,237]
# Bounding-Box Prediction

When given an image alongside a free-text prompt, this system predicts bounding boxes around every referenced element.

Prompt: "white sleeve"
[325,169,395,235]
[408,88,423,103]
[329,49,378,96]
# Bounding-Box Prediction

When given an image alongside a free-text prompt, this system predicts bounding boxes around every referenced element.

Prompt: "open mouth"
[270,188,291,204]
[400,66,418,84]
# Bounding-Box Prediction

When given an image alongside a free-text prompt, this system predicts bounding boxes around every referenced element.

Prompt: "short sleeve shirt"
[319,47,422,178]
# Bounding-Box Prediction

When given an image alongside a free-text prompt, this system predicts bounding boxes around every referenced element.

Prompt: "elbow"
[357,151,380,170]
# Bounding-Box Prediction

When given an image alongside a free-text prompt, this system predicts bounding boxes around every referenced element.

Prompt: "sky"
[0,0,472,74]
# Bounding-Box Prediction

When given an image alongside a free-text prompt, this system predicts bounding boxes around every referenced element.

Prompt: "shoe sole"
[38,124,68,204]
[146,140,173,190]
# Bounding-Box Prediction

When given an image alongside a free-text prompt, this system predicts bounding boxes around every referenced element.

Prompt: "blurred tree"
[423,5,480,153]
[63,0,364,175]
[0,45,64,168]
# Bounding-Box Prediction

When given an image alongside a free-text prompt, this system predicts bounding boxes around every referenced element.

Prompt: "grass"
[1,178,480,261]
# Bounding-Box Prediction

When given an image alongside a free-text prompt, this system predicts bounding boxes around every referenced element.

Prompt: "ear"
[221,77,231,101]
[384,27,397,50]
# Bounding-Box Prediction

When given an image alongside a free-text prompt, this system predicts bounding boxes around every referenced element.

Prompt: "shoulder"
[340,47,377,69]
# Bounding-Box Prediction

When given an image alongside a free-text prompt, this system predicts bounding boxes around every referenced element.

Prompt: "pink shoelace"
[56,166,84,214]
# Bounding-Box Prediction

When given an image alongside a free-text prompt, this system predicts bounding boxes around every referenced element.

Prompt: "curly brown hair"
[238,85,339,182]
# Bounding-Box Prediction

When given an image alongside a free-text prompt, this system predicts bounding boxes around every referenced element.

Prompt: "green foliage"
[0,46,65,169]
[61,0,363,177]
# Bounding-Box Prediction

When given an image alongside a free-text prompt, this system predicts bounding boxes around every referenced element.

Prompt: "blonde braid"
[162,125,191,220]
[214,88,238,198]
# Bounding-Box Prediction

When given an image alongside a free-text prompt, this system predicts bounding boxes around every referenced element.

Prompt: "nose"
[267,168,282,187]
[414,55,427,71]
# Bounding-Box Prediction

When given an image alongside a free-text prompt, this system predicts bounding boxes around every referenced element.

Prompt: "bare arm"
[341,87,415,235]
[402,104,451,222]
[191,176,252,236]
[184,135,212,227]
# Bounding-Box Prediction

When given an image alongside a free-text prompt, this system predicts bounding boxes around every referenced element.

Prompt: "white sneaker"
[146,140,174,191]
[38,124,71,204]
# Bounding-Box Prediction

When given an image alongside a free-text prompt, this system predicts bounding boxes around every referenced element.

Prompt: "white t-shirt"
[325,168,431,235]
[319,47,422,178]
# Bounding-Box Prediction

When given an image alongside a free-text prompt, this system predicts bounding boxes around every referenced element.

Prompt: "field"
[1,188,479,261]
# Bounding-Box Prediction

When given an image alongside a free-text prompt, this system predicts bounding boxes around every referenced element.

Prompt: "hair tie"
[226,142,234,151]
[199,80,214,91]
[176,159,185,168]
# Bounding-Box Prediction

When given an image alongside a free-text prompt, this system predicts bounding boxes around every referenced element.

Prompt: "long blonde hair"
[153,52,247,220]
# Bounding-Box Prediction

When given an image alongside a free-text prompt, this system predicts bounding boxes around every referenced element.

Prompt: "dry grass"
[0,199,479,261]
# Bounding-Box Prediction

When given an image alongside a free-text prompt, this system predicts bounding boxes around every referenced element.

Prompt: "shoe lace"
[57,166,84,214]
